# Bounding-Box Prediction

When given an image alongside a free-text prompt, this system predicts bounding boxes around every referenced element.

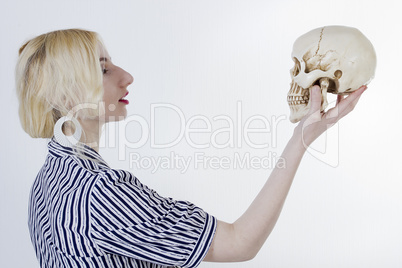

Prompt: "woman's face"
[99,46,134,122]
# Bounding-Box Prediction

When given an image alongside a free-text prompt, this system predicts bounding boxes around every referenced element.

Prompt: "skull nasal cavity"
[292,58,301,76]
[334,70,342,79]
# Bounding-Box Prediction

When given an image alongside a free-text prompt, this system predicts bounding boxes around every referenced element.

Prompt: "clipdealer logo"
[128,151,286,174]
[101,102,287,153]
[98,101,290,172]
[70,100,340,172]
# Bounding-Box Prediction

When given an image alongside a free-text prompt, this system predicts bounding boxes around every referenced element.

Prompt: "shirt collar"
[48,138,109,171]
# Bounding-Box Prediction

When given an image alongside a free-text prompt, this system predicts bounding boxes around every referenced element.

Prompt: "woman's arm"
[204,85,367,262]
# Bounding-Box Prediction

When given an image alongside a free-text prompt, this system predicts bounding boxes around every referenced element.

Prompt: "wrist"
[289,130,309,153]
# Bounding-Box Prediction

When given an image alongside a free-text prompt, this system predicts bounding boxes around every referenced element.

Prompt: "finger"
[339,86,366,113]
[336,94,343,105]
[327,86,366,119]
[308,85,322,114]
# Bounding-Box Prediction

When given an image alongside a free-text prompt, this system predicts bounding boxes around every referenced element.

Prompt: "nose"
[119,67,134,87]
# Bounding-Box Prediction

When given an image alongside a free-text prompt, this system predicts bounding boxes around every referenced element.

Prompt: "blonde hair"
[16,29,104,138]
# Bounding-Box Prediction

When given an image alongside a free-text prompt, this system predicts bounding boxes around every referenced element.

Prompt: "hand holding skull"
[288,25,376,123]
[293,84,366,148]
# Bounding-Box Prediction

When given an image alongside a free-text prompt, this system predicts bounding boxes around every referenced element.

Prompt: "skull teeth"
[287,82,310,106]
[287,96,309,105]
[288,101,308,105]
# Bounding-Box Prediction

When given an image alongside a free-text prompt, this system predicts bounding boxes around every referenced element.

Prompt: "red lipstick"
[119,99,129,105]
[119,92,129,104]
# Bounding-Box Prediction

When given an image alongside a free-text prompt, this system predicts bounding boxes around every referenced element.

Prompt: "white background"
[1,0,401,267]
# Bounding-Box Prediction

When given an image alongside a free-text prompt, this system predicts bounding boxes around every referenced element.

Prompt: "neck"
[80,118,104,152]
[64,118,103,152]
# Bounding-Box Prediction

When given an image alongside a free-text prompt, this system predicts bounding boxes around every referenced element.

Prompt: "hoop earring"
[53,116,82,147]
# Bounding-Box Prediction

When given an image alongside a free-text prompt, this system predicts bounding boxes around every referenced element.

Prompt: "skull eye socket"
[292,58,301,77]
[334,70,342,79]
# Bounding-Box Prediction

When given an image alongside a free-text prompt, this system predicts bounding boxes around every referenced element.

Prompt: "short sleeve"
[90,169,216,268]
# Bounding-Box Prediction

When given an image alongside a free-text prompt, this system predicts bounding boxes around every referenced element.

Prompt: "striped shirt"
[28,139,216,267]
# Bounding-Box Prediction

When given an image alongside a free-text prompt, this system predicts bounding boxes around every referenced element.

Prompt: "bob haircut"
[16,29,105,138]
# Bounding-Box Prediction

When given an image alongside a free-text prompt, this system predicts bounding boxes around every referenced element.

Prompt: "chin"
[118,113,127,121]
[104,110,127,122]
[115,112,127,122]
[120,108,128,120]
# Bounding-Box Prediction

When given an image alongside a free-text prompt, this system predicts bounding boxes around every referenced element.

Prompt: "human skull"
[287,25,376,123]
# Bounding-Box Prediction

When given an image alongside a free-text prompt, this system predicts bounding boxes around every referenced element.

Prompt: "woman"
[16,29,366,267]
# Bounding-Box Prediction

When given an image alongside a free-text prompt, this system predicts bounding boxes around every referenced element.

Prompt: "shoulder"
[93,168,156,200]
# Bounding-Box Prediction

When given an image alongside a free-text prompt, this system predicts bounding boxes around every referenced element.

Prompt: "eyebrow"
[99,57,111,62]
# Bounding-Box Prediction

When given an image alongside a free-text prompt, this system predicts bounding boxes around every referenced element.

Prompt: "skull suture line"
[287,25,376,123]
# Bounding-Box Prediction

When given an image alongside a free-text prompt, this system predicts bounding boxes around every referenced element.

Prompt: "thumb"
[308,85,322,114]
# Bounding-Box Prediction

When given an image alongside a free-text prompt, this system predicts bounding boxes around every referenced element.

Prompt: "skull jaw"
[289,103,310,123]
[288,79,329,123]
[288,97,328,123]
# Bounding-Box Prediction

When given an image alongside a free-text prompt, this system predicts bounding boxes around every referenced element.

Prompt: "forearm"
[205,134,307,262]
[232,133,306,258]
[204,86,365,263]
